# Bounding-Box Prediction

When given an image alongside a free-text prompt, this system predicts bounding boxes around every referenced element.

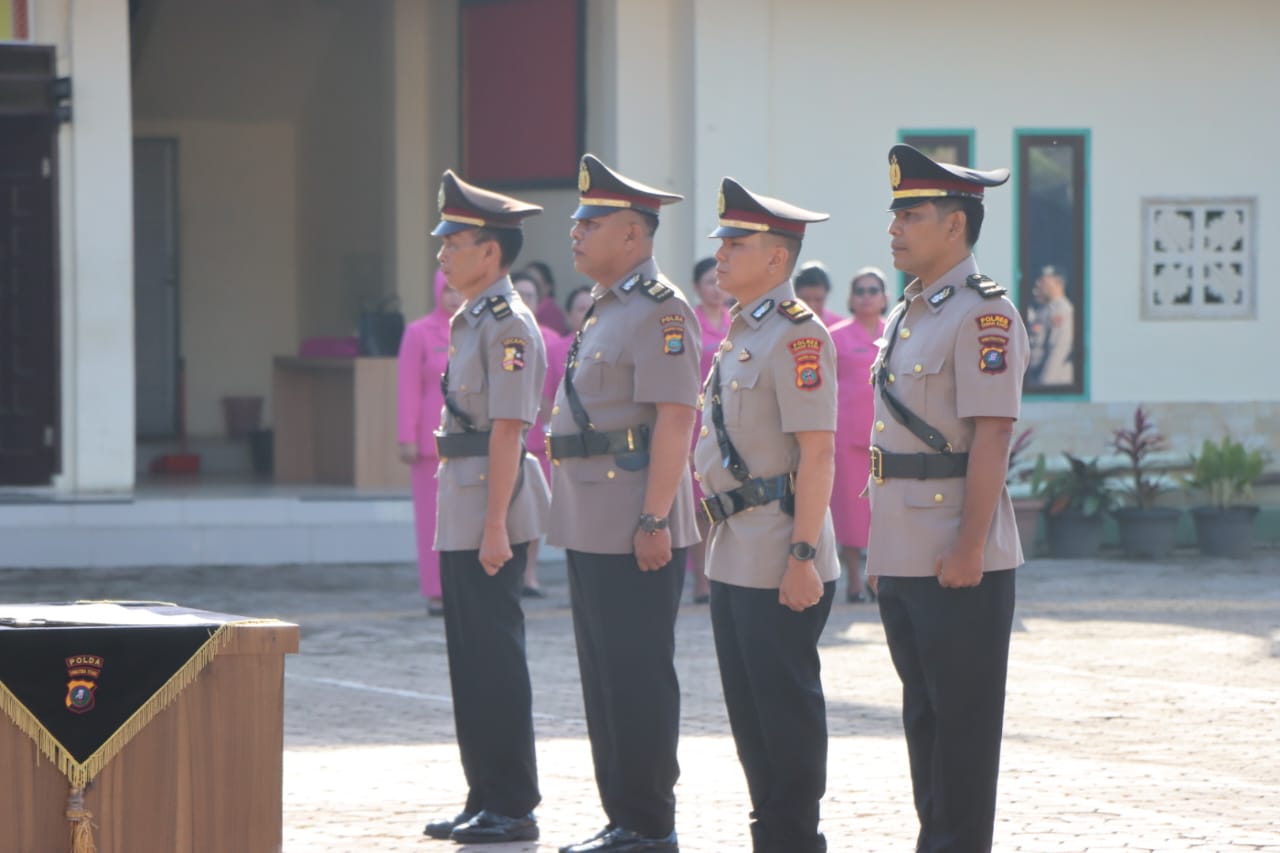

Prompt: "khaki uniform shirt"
[692,281,839,589]
[434,275,551,551]
[546,258,702,554]
[865,256,1029,578]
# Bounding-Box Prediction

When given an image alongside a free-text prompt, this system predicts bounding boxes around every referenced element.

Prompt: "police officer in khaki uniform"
[867,144,1030,853]
[547,155,700,853]
[421,170,551,845]
[693,178,837,853]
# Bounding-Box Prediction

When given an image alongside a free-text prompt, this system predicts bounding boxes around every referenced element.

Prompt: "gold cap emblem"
[889,155,902,190]
[717,186,726,216]
[437,183,446,212]
[578,161,590,193]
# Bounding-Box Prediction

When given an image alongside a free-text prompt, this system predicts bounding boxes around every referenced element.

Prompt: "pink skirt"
[831,445,871,549]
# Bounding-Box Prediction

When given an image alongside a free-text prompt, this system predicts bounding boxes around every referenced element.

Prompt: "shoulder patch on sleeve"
[640,279,674,302]
[778,299,813,323]
[787,336,824,389]
[501,337,527,371]
[486,294,513,319]
[660,313,686,355]
[966,274,1008,298]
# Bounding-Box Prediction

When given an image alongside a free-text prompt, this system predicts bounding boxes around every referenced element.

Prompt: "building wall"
[130,119,298,438]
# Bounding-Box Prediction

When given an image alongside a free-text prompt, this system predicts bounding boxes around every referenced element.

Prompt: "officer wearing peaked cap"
[869,144,1029,853]
[693,177,837,853]
[548,155,700,853]
[421,169,551,845]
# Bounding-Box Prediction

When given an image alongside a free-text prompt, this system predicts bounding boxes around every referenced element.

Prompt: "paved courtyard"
[5,551,1280,852]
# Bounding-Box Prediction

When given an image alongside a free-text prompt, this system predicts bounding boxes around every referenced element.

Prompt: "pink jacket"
[397,274,452,454]
[829,316,885,449]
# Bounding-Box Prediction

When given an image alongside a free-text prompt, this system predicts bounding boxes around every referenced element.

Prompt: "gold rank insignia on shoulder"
[486,294,512,319]
[750,298,775,320]
[778,299,813,323]
[928,285,955,307]
[966,274,1007,298]
[641,279,674,302]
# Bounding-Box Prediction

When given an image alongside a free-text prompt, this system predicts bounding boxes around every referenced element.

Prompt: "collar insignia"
[750,298,775,321]
[929,285,955,307]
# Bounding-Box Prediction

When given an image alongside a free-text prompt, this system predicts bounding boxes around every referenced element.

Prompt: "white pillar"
[50,0,135,492]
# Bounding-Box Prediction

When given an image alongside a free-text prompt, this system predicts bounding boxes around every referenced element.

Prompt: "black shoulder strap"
[440,361,477,433]
[561,303,596,432]
[874,308,954,453]
[708,353,752,484]
[966,274,1007,298]
[640,279,674,302]
[486,294,513,318]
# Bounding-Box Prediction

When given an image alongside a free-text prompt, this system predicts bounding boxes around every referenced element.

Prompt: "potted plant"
[1033,452,1116,558]
[1110,406,1181,558]
[1184,436,1267,557]
[1007,428,1043,554]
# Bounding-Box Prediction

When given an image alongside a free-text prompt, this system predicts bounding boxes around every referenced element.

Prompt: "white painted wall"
[33,0,135,492]
[130,119,298,438]
[683,0,1279,405]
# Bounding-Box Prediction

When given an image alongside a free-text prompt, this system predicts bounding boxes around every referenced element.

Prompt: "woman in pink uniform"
[397,269,463,616]
[828,266,888,602]
[514,272,567,598]
[689,256,728,604]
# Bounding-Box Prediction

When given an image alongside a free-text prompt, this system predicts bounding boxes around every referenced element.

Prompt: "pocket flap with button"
[445,457,489,487]
[902,480,964,508]
[900,351,947,380]
[572,455,631,483]
[724,366,762,427]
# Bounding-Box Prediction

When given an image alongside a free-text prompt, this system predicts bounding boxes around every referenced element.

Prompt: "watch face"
[790,542,816,560]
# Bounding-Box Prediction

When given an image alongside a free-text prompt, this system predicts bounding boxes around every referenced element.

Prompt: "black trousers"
[877,570,1016,853]
[565,548,686,838]
[710,580,835,853]
[439,543,539,818]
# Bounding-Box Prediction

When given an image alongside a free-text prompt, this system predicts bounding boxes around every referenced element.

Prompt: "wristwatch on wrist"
[788,541,817,561]
[638,513,669,535]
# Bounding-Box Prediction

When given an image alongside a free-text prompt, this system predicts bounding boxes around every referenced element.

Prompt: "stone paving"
[4,551,1280,852]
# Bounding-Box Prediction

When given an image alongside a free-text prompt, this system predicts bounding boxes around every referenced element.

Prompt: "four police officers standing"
[421,144,1026,853]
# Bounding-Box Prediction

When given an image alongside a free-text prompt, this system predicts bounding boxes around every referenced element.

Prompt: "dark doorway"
[0,46,60,486]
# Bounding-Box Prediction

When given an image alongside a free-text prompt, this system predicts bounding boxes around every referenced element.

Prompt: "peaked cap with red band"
[432,169,542,236]
[573,153,683,220]
[710,177,829,240]
[887,144,1009,212]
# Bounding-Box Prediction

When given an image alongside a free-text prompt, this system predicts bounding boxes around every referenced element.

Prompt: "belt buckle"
[701,494,725,525]
[544,432,553,460]
[870,446,884,485]
[626,428,635,452]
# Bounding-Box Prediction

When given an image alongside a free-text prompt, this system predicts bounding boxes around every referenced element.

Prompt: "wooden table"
[0,620,300,853]
[272,356,409,489]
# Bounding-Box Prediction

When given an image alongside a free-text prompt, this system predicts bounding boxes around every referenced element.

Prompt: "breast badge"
[502,337,527,371]
[661,314,686,355]
[978,335,1008,374]
[788,337,824,390]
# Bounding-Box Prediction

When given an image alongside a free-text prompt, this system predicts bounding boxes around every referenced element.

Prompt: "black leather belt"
[434,431,490,458]
[547,424,650,460]
[870,446,969,483]
[701,473,795,524]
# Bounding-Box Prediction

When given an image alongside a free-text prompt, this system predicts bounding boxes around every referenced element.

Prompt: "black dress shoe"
[423,810,475,839]
[560,825,612,853]
[562,826,678,852]
[450,810,539,844]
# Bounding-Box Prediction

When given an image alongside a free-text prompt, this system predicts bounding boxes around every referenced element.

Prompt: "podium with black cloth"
[0,602,299,853]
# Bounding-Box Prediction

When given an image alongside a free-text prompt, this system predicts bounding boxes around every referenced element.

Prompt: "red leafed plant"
[1110,405,1169,509]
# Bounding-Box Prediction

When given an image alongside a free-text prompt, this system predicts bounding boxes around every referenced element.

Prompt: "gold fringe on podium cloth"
[0,619,280,788]
[66,786,96,853]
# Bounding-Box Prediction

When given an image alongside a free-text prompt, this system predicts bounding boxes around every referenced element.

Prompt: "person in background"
[398,268,462,617]
[1026,264,1075,386]
[525,260,570,336]
[513,272,566,598]
[793,261,844,327]
[563,284,595,335]
[688,256,727,604]
[828,266,888,602]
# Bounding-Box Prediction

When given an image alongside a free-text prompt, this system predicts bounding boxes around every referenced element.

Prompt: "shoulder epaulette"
[778,299,814,323]
[486,294,513,319]
[966,274,1007,299]
[640,279,674,302]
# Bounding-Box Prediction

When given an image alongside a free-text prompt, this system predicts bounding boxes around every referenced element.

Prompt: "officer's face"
[888,202,959,276]
[714,235,777,296]
[437,231,493,295]
[570,212,633,280]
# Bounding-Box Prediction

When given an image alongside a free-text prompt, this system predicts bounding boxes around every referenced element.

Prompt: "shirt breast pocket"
[448,360,488,422]
[579,342,629,394]
[897,352,949,424]
[723,367,762,431]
